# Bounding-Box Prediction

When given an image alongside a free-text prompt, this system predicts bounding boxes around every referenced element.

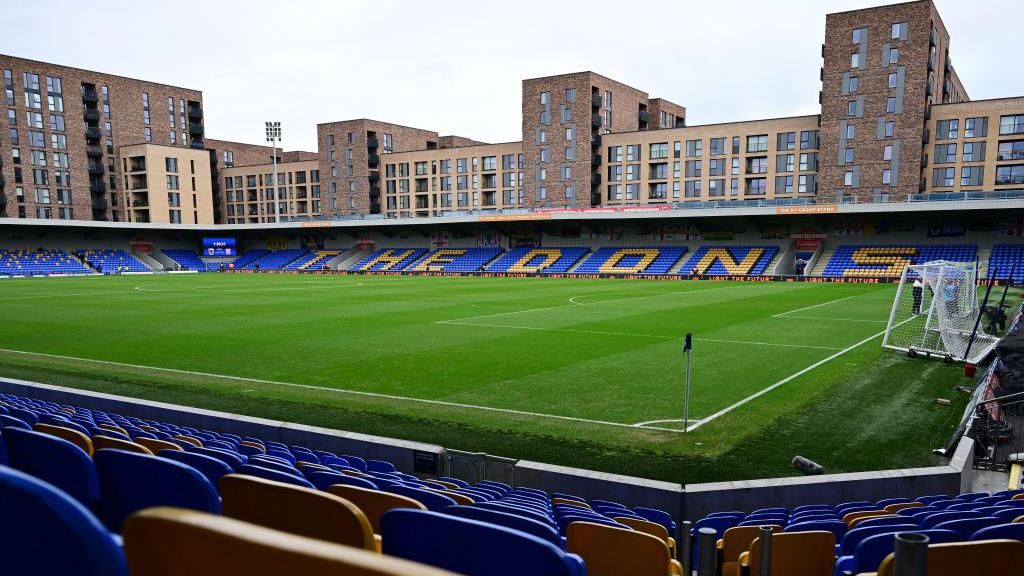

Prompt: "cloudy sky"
[2,0,1021,151]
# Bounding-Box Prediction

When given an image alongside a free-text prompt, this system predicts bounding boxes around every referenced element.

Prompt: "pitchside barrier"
[0,376,975,526]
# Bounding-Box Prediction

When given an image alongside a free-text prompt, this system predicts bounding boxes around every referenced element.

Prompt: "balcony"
[922,128,930,144]
[212,192,222,205]
[83,109,100,123]
[367,153,380,167]
[0,174,4,188]
[369,186,381,199]
[591,191,602,206]
[592,114,602,128]
[368,171,380,182]
[0,193,6,207]
[591,94,602,109]
[88,164,104,176]
[591,134,601,149]
[86,145,103,157]
[211,179,220,193]
[85,127,102,140]
[591,172,601,186]
[90,180,106,194]
[92,196,108,211]
[82,89,98,104]
[591,154,602,166]
[997,151,1024,161]
[188,122,204,135]
[638,110,650,124]
[995,175,1024,186]
[367,136,379,149]
[370,201,381,214]
[188,106,202,121]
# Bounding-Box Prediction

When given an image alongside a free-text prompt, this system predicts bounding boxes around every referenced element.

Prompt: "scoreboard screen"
[202,238,236,257]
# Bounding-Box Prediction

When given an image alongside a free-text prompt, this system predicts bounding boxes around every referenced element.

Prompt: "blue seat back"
[235,463,316,488]
[4,427,99,507]
[340,454,367,471]
[853,529,959,573]
[0,430,6,465]
[381,508,584,576]
[6,407,39,425]
[0,464,128,576]
[159,450,233,488]
[477,501,555,526]
[921,510,983,528]
[304,470,378,491]
[856,515,920,529]
[366,459,396,473]
[445,505,563,548]
[785,519,848,539]
[840,524,919,555]
[932,516,1003,539]
[970,522,1024,541]
[94,449,220,532]
[634,506,677,533]
[1,414,31,430]
[187,446,245,470]
[993,508,1024,521]
[383,484,457,511]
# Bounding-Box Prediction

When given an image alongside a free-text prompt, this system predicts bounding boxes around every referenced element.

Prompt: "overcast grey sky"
[2,0,1020,151]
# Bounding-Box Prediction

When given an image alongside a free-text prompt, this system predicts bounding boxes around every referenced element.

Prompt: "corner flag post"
[683,333,693,433]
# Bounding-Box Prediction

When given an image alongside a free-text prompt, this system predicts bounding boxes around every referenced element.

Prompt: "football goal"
[882,260,999,364]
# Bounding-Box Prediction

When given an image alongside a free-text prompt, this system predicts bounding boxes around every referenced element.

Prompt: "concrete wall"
[0,376,976,524]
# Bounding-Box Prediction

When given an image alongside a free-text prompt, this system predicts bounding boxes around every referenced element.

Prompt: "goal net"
[882,260,999,364]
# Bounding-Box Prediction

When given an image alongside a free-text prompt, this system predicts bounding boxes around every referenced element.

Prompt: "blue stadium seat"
[932,516,1004,539]
[970,522,1024,541]
[0,464,128,576]
[850,529,960,574]
[248,249,310,270]
[158,449,233,488]
[161,249,210,271]
[283,250,341,271]
[678,245,779,276]
[822,244,976,277]
[488,247,590,273]
[1,414,32,430]
[94,449,221,532]
[231,250,272,269]
[352,248,429,271]
[574,246,687,275]
[445,505,564,549]
[0,249,93,276]
[3,427,99,508]
[236,463,316,489]
[0,430,6,465]
[381,508,585,576]
[408,248,504,272]
[989,244,1024,283]
[75,249,149,273]
[383,485,458,511]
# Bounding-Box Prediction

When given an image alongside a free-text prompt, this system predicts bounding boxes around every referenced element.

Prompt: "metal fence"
[444,449,517,486]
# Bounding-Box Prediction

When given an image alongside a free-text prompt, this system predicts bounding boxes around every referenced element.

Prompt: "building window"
[891,22,907,39]
[999,115,1024,136]
[564,88,575,102]
[685,139,702,157]
[608,146,622,162]
[884,121,895,137]
[144,127,152,142]
[851,52,860,68]
[888,72,898,88]
[777,132,795,150]
[961,166,984,187]
[626,144,640,162]
[886,97,897,113]
[730,178,739,196]
[963,141,985,162]
[889,48,899,64]
[996,165,1024,185]
[849,77,859,92]
[852,28,864,43]
[964,117,987,138]
[776,175,794,193]
[746,135,768,153]
[883,145,893,160]
[933,167,955,187]
[846,124,855,139]
[882,169,892,185]
[709,138,725,155]
[165,157,178,172]
[844,171,854,186]
[847,101,857,116]
[650,143,668,159]
[684,180,700,198]
[731,157,739,175]
[746,178,767,195]
[539,91,548,104]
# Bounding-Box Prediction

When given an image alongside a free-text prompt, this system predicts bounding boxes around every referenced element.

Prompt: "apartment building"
[598,116,820,204]
[0,55,205,222]
[819,0,967,203]
[521,72,685,210]
[923,96,1024,192]
[119,143,213,224]
[221,159,320,224]
[381,142,524,218]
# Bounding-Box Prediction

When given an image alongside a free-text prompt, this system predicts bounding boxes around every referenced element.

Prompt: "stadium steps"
[977,246,993,278]
[130,250,162,271]
[810,247,835,276]
[666,249,694,274]
[765,246,786,275]
[336,247,375,271]
[565,249,592,273]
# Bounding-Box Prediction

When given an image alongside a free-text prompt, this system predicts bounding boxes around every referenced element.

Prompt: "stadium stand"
[990,244,1024,283]
[677,245,779,276]
[573,246,687,275]
[0,390,694,576]
[246,249,310,270]
[231,249,271,269]
[821,244,977,277]
[352,248,429,271]
[161,249,209,271]
[0,249,93,276]
[487,247,590,273]
[408,248,503,272]
[283,250,340,271]
[76,249,150,273]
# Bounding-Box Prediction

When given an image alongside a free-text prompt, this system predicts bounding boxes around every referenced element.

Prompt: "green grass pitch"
[0,273,972,484]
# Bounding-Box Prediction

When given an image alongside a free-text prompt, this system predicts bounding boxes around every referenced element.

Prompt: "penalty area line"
[0,347,683,434]
[686,316,914,432]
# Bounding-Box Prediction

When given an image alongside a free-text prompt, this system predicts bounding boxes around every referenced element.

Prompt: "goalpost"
[882,260,999,364]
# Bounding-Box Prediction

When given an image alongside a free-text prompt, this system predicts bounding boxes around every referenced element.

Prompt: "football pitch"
[0,273,971,484]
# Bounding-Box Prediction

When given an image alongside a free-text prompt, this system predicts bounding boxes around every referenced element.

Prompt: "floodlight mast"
[265,122,282,224]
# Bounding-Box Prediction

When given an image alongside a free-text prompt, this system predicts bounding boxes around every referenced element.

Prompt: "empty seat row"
[161,249,210,271]
[823,244,977,277]
[487,247,591,273]
[574,247,687,275]
[0,249,93,276]
[283,250,340,270]
[75,249,150,273]
[243,249,309,270]
[352,248,429,271]
[989,244,1024,283]
[678,245,779,276]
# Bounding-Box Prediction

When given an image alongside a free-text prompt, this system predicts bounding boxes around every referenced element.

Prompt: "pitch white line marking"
[132,281,365,293]
[772,295,858,318]
[686,316,914,432]
[0,348,683,433]
[775,316,888,323]
[438,321,844,350]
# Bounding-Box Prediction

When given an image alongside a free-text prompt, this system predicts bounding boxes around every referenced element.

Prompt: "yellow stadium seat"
[33,423,94,456]
[296,461,333,472]
[98,423,129,437]
[716,524,783,576]
[1013,514,1024,523]
[174,434,204,448]
[850,514,901,528]
[422,487,473,505]
[843,509,888,525]
[566,520,679,576]
[220,474,375,551]
[741,531,835,576]
[135,437,183,454]
[553,497,591,509]
[431,480,460,490]
[874,539,1024,576]
[614,516,677,556]
[92,435,154,455]
[327,484,426,533]
[239,440,265,453]
[884,502,923,513]
[123,507,458,576]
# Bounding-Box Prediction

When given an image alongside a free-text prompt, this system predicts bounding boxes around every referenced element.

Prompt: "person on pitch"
[912,277,924,315]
